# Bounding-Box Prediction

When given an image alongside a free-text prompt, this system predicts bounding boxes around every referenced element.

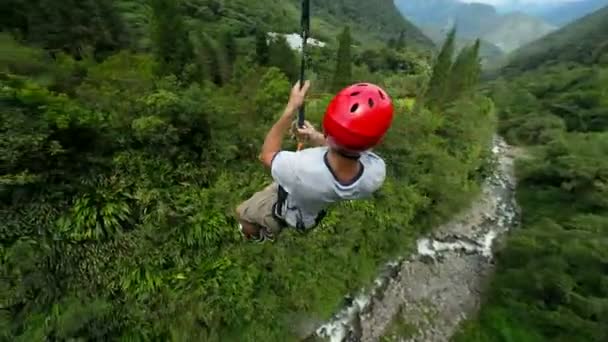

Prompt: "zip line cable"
[297,0,310,151]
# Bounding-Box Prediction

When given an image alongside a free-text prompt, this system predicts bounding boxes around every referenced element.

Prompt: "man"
[236,81,394,242]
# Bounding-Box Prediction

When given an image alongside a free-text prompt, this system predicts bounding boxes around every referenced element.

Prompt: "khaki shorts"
[236,183,285,237]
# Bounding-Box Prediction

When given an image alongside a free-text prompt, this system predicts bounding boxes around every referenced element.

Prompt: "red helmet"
[323,83,394,151]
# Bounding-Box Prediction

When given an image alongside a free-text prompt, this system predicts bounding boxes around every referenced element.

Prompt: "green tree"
[332,26,353,92]
[220,30,238,82]
[151,0,193,78]
[194,33,224,85]
[395,31,407,51]
[597,66,608,107]
[445,39,480,104]
[468,39,482,89]
[255,29,269,66]
[444,45,471,103]
[268,35,298,81]
[0,0,27,35]
[254,67,291,121]
[5,0,127,59]
[424,27,456,110]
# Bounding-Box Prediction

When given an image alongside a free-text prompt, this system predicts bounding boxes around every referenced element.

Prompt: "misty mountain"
[395,0,497,38]
[421,26,504,63]
[531,0,608,26]
[484,12,556,53]
[492,0,608,26]
[395,0,555,53]
[503,4,608,75]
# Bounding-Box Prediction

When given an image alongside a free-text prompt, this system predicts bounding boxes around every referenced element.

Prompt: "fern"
[56,184,132,241]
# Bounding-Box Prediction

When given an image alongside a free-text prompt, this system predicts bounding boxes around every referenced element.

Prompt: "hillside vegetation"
[0,1,490,341]
[1,0,433,54]
[309,0,433,47]
[456,5,608,342]
[503,5,608,75]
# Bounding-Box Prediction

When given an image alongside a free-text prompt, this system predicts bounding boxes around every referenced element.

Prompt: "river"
[314,136,519,342]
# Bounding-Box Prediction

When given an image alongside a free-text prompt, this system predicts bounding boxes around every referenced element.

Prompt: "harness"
[272,185,327,232]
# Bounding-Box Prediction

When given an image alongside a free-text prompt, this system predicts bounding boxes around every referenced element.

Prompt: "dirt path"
[313,136,519,342]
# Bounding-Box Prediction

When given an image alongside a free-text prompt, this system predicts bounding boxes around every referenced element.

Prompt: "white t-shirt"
[271,146,386,229]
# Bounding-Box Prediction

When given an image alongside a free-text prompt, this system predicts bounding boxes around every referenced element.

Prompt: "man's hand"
[286,80,311,113]
[296,120,326,147]
[260,80,312,168]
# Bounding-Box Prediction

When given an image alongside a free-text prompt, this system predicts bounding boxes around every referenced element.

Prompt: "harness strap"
[273,184,326,232]
[271,185,289,228]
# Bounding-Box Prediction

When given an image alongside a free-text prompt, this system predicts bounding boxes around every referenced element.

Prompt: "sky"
[460,0,580,5]
[458,0,586,13]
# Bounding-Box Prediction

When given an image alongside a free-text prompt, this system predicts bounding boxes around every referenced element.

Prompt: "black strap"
[276,185,288,216]
[273,184,326,232]
[272,185,289,228]
[314,209,327,227]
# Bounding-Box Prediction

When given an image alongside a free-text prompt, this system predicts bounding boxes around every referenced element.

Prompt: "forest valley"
[0,0,607,341]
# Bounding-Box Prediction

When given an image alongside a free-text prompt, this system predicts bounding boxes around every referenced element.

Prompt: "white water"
[316,294,370,342]
[267,32,326,50]
[316,228,502,341]
[417,229,499,259]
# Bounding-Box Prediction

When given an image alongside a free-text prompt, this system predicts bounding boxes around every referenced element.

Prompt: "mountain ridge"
[496,0,608,26]
[395,0,555,54]
[109,0,434,51]
[484,11,556,53]
[502,4,608,75]
[301,0,434,47]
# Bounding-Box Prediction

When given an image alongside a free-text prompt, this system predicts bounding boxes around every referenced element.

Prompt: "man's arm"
[260,81,311,168]
[260,105,298,168]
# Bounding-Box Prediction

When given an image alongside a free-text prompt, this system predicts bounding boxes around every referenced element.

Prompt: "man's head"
[323,83,394,158]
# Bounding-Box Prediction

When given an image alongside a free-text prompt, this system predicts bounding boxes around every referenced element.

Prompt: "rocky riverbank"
[314,137,519,342]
